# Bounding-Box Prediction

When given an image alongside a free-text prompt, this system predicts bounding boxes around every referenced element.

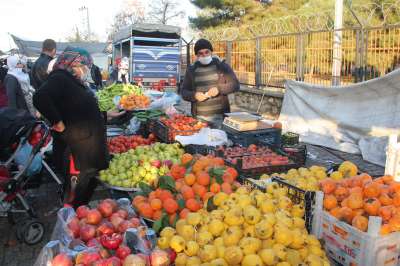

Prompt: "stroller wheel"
[19,219,45,245]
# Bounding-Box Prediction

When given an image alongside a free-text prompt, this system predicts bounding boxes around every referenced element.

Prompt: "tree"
[66,27,84,42]
[107,0,145,41]
[148,0,185,25]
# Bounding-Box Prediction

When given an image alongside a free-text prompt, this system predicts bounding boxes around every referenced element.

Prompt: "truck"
[112,23,181,91]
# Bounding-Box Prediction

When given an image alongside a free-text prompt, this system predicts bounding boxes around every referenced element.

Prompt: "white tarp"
[279,69,400,166]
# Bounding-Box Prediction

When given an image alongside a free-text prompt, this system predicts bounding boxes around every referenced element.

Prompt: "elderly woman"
[33,47,109,207]
[4,55,36,114]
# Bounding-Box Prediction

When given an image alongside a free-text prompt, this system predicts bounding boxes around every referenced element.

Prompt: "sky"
[0,0,198,51]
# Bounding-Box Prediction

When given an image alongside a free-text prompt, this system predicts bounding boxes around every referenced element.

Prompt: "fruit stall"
[35,98,400,266]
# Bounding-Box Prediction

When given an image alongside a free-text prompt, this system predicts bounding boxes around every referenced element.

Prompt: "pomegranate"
[116,245,131,260]
[150,249,170,266]
[67,217,80,238]
[129,218,140,227]
[86,209,102,225]
[76,251,101,265]
[106,256,122,266]
[122,255,146,266]
[51,253,73,266]
[115,209,128,220]
[96,221,115,236]
[98,201,114,218]
[103,199,118,212]
[76,205,90,219]
[109,213,124,228]
[79,224,96,242]
[118,221,134,233]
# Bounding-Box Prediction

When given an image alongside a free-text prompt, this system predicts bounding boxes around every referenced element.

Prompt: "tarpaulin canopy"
[113,23,181,42]
[11,35,108,57]
[279,69,400,166]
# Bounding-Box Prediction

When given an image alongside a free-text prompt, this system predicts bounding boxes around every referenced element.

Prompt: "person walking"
[33,47,109,208]
[4,55,36,114]
[30,39,57,90]
[180,39,240,128]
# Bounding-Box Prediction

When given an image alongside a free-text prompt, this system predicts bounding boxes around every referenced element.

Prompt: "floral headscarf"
[53,47,93,83]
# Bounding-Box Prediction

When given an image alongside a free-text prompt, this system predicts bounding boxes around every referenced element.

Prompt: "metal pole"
[332,0,343,86]
[86,7,91,41]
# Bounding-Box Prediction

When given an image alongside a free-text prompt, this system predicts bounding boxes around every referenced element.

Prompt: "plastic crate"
[272,176,316,233]
[151,119,204,143]
[282,144,307,165]
[313,193,400,266]
[227,158,302,177]
[222,125,282,147]
[184,144,216,156]
[281,132,300,146]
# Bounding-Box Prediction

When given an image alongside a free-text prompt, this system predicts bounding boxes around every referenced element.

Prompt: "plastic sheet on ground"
[175,127,228,146]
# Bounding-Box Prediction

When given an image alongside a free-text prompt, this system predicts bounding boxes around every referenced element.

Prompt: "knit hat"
[194,39,213,55]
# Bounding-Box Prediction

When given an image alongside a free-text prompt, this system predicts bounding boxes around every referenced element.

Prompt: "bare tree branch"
[148,0,185,25]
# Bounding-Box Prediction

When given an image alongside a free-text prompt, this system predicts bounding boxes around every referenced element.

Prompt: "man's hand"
[208,87,219,97]
[195,92,208,102]
[52,121,65,132]
[107,110,126,119]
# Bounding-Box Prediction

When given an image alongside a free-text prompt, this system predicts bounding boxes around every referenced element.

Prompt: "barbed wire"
[202,1,400,41]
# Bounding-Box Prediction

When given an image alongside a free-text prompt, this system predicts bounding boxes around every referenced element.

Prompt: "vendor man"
[180,39,239,128]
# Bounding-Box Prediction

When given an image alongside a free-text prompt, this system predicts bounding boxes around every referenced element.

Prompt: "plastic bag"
[175,127,228,146]
[125,117,141,135]
[148,92,181,110]
[14,142,42,176]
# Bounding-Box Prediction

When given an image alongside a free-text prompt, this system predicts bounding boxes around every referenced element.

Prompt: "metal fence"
[181,25,400,88]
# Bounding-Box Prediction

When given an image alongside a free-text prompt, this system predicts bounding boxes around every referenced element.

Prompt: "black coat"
[180,57,240,116]
[33,69,109,171]
[4,74,29,112]
[30,53,53,90]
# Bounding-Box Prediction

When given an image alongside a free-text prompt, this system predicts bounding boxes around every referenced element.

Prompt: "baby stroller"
[0,108,63,245]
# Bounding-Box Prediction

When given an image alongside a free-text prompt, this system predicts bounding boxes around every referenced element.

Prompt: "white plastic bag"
[125,117,141,135]
[175,127,228,147]
[148,92,181,110]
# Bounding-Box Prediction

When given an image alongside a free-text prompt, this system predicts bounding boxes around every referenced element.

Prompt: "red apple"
[151,160,161,168]
[76,251,101,265]
[109,214,124,228]
[118,221,134,233]
[103,199,118,212]
[129,217,141,228]
[115,209,128,220]
[51,253,73,266]
[86,209,102,225]
[123,255,147,266]
[79,224,96,242]
[98,201,114,218]
[98,221,115,236]
[166,248,176,264]
[76,205,90,219]
[116,245,131,260]
[150,249,170,266]
[67,217,80,238]
[86,238,100,248]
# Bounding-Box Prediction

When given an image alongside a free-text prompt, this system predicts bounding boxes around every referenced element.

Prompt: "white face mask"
[81,69,90,82]
[199,56,212,65]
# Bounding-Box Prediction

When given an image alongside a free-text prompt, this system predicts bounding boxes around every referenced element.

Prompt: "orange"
[196,171,210,186]
[184,174,196,186]
[150,198,162,210]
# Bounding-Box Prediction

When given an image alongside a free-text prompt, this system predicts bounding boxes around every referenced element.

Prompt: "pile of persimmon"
[132,153,240,227]
[120,94,150,110]
[320,174,400,235]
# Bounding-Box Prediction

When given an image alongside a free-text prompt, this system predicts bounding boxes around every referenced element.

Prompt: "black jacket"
[30,53,53,90]
[33,70,108,170]
[91,64,103,89]
[4,74,29,112]
[180,57,240,116]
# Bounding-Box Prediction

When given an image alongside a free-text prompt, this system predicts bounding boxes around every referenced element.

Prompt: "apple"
[98,201,114,218]
[118,221,134,233]
[67,217,80,238]
[97,221,115,236]
[103,199,118,212]
[79,224,96,242]
[129,217,140,228]
[86,238,100,248]
[76,251,101,265]
[116,245,131,260]
[110,213,124,228]
[150,249,170,266]
[166,248,176,264]
[51,253,73,266]
[123,255,146,266]
[150,160,161,168]
[76,205,90,219]
[86,209,102,225]
[115,209,128,220]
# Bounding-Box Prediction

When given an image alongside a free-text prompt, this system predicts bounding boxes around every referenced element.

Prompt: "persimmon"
[320,178,336,194]
[192,161,205,174]
[169,213,177,226]
[379,206,394,222]
[389,182,400,194]
[351,175,364,188]
[179,208,190,219]
[334,186,349,201]
[181,186,195,200]
[323,195,338,210]
[181,153,193,165]
[193,183,207,198]
[132,195,147,208]
[184,173,196,186]
[152,210,163,220]
[353,208,365,217]
[211,157,225,166]
[388,216,400,232]
[196,171,210,186]
[392,193,400,207]
[330,207,342,219]
[379,193,393,206]
[363,182,381,198]
[364,198,381,216]
[221,182,233,194]
[186,198,201,212]
[159,190,174,202]
[342,178,353,188]
[225,167,238,180]
[352,215,369,232]
[382,175,394,185]
[163,198,179,214]
[374,177,385,185]
[339,207,355,224]
[347,193,364,210]
[341,198,349,208]
[170,164,186,180]
[138,203,154,219]
[202,192,214,202]
[380,184,390,195]
[175,179,184,191]
[380,224,391,235]
[150,198,162,211]
[360,174,373,185]
[210,183,221,194]
[349,187,363,195]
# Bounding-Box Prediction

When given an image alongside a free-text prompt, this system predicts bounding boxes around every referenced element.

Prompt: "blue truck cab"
[112,23,181,91]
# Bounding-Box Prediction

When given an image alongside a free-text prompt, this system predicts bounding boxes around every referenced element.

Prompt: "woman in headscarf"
[109,57,130,84]
[4,55,36,114]
[33,47,109,208]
